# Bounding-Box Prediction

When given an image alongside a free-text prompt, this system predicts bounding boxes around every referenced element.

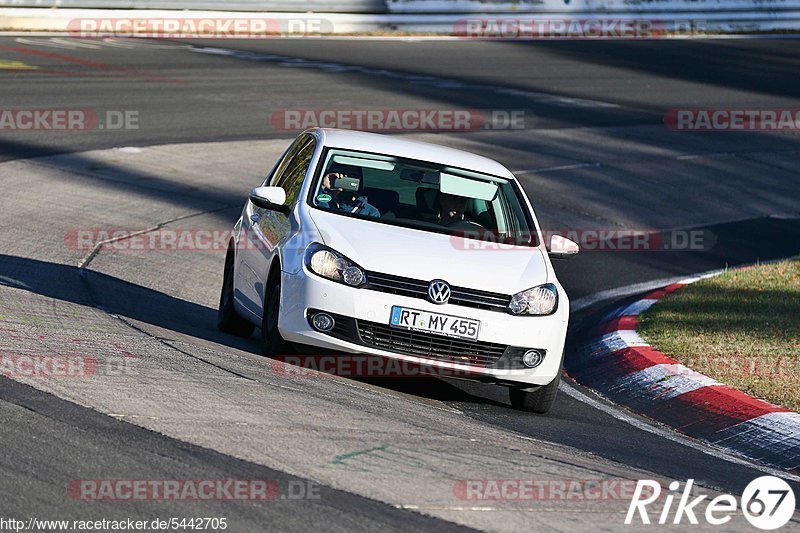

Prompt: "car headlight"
[305,243,366,287]
[508,283,558,315]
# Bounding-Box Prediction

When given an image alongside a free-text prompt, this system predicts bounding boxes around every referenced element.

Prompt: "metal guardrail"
[1,0,800,32]
[3,0,800,12]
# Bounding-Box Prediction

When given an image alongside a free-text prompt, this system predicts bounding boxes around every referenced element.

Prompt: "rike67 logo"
[626,476,796,529]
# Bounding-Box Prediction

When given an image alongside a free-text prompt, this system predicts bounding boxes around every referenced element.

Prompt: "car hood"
[308,209,548,295]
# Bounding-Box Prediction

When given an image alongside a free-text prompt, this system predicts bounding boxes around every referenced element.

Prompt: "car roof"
[310,128,516,179]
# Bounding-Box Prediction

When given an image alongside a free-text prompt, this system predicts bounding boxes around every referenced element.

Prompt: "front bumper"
[279,269,569,386]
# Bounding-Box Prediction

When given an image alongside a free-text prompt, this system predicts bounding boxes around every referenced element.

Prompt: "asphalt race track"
[1,37,799,531]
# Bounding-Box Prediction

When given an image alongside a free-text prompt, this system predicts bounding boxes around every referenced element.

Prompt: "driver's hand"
[323,173,346,190]
[322,173,337,190]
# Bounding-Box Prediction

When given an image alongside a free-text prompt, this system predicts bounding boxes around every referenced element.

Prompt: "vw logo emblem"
[428,280,451,305]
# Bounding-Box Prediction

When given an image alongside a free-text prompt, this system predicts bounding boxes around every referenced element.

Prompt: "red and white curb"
[569,273,800,475]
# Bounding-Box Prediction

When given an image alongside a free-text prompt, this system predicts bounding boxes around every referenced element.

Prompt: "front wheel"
[261,275,290,356]
[508,350,564,414]
[217,246,255,338]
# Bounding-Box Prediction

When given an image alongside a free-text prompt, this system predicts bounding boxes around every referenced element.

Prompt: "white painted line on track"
[190,45,622,110]
[399,504,624,512]
[572,255,795,314]
[14,36,80,49]
[515,162,601,174]
[569,273,722,314]
[51,37,101,49]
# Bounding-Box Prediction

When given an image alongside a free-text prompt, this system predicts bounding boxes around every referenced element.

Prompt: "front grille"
[310,311,521,369]
[364,271,511,312]
[357,318,506,367]
[329,316,352,338]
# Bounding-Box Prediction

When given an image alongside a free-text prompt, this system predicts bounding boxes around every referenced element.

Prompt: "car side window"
[275,138,316,207]
[266,135,311,187]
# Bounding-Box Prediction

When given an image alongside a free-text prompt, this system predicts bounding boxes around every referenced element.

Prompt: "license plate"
[389,306,480,341]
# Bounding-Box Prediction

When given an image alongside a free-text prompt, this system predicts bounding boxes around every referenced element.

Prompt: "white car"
[218,128,579,413]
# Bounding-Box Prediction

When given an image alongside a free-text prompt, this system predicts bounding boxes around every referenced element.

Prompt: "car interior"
[314,154,524,240]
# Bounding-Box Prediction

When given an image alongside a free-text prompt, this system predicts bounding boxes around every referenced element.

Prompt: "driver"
[438,193,469,225]
[319,172,380,218]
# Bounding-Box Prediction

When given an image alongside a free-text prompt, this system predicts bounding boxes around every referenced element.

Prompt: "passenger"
[319,172,381,218]
[438,193,469,225]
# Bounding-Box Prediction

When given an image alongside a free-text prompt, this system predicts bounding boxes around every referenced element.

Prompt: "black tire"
[261,273,290,356]
[217,246,256,338]
[508,350,564,414]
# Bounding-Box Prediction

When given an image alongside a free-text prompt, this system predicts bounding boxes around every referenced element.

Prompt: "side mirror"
[548,234,579,260]
[249,186,289,215]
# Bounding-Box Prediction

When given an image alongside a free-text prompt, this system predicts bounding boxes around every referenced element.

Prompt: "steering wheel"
[445,219,486,230]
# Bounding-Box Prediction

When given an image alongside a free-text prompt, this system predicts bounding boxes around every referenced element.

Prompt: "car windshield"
[309,148,538,246]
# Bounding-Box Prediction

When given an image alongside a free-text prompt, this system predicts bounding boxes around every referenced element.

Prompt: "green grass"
[638,257,800,411]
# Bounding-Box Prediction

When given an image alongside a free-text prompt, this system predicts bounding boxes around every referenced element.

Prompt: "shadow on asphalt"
[0,253,496,406]
[0,253,259,354]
